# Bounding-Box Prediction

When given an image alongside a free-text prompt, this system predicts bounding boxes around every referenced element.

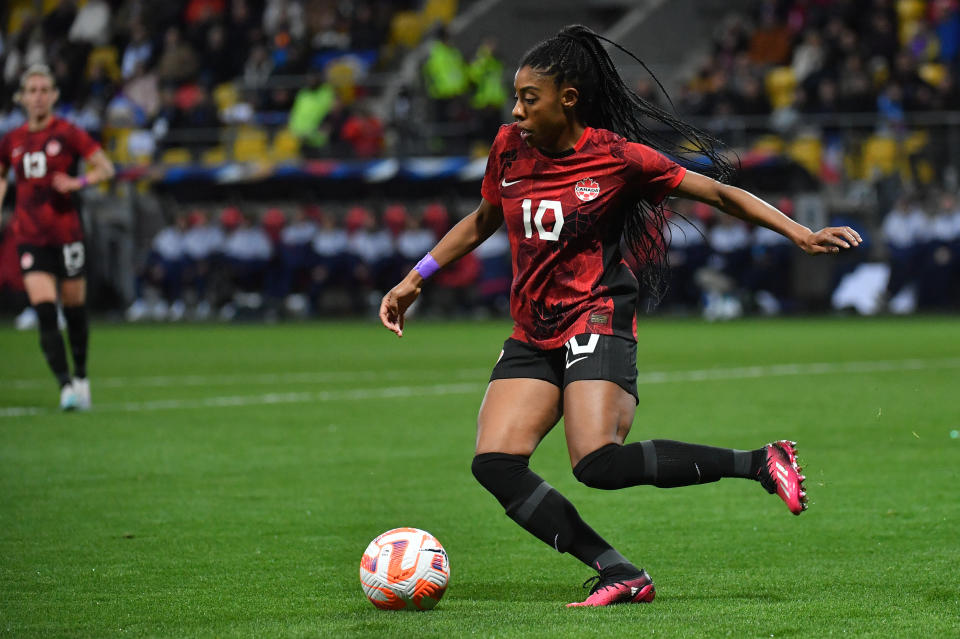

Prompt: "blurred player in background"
[381,26,861,607]
[0,65,115,410]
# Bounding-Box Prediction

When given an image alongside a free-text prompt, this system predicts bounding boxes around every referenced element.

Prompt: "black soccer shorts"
[17,242,87,279]
[489,333,639,403]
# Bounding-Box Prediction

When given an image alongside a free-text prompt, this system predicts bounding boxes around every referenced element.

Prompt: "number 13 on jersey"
[521,199,564,241]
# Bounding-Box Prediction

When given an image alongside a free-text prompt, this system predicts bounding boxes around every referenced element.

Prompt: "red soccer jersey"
[481,124,686,349]
[0,117,101,245]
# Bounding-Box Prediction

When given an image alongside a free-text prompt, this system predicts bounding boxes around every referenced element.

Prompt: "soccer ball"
[359,527,450,611]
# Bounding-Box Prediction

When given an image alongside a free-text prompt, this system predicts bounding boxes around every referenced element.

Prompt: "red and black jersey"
[0,117,100,246]
[481,124,685,349]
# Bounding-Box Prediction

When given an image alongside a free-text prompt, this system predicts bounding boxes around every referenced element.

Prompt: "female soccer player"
[379,25,861,607]
[0,65,115,410]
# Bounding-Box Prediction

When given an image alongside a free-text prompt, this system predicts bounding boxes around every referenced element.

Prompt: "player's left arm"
[672,170,861,255]
[52,149,116,194]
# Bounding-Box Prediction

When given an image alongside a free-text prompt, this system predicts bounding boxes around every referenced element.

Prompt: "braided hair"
[520,24,735,302]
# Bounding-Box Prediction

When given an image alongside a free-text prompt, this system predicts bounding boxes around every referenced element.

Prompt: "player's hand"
[796,226,862,255]
[379,280,421,338]
[52,173,83,193]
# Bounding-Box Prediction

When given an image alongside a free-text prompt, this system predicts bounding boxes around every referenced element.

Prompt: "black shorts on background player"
[17,242,86,279]
[490,334,639,403]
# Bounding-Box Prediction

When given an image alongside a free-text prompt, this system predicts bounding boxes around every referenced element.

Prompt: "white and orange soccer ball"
[359,527,450,611]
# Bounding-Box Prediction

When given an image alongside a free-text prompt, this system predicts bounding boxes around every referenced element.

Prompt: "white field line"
[6,368,492,390]
[2,357,959,418]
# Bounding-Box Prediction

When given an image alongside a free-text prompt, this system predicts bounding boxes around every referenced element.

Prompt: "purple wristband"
[414,253,440,279]
[79,176,89,188]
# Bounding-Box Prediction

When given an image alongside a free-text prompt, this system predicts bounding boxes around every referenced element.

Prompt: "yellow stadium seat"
[765,67,797,110]
[270,130,301,162]
[86,46,121,82]
[201,146,228,165]
[787,136,824,176]
[897,0,926,23]
[103,127,131,164]
[422,0,457,27]
[213,83,239,112]
[7,1,34,35]
[862,135,898,177]
[751,134,785,154]
[919,62,947,88]
[232,126,268,162]
[161,148,193,166]
[390,11,423,48]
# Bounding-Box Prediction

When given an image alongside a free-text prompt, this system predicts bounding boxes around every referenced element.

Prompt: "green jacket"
[423,40,468,99]
[468,45,506,109]
[289,83,336,148]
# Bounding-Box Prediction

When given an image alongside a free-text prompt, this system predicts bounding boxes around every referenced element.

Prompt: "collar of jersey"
[532,126,592,160]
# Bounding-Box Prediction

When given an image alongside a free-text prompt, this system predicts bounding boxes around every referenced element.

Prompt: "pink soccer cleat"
[566,569,655,607]
[758,440,807,515]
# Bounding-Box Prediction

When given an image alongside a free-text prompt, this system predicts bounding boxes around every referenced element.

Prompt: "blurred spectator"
[340,102,384,157]
[748,199,795,314]
[474,228,511,315]
[121,21,153,80]
[345,205,395,300]
[243,43,275,92]
[219,209,273,319]
[183,209,225,319]
[69,0,111,46]
[747,4,791,65]
[127,213,189,321]
[422,26,469,122]
[289,72,336,155]
[310,210,352,312]
[277,206,319,314]
[201,23,238,86]
[882,194,928,311]
[264,0,306,41]
[124,61,161,120]
[663,201,710,310]
[44,0,78,44]
[468,38,507,141]
[157,26,199,86]
[917,190,960,309]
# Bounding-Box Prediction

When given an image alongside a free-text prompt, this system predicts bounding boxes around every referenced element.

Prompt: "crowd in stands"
[2,1,959,320]
[124,201,512,321]
[679,0,960,122]
[879,189,960,310]
[0,0,424,160]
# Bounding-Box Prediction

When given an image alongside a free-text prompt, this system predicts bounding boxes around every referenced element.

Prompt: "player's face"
[512,65,579,152]
[22,75,57,121]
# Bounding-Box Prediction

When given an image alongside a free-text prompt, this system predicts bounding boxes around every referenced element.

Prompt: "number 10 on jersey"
[522,199,564,241]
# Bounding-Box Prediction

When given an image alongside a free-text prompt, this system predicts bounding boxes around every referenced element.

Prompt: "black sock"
[574,440,766,490]
[35,302,71,388]
[472,453,638,572]
[63,305,88,379]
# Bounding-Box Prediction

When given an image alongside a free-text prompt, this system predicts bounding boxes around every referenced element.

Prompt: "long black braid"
[520,24,736,302]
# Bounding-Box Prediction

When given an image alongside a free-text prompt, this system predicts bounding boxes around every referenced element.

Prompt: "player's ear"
[560,86,579,110]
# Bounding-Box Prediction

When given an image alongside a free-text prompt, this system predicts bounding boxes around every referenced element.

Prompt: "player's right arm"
[379,198,504,337]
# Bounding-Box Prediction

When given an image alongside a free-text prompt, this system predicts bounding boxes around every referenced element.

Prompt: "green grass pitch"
[1,317,958,638]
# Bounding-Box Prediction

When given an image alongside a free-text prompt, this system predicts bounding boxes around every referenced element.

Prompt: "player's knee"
[471,452,529,502]
[573,443,623,490]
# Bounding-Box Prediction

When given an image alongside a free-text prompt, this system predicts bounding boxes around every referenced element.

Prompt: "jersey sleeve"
[480,125,510,207]
[623,142,686,205]
[65,122,102,159]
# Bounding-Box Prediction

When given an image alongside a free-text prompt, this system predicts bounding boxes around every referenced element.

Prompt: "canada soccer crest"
[45,139,62,156]
[21,252,34,270]
[574,177,600,202]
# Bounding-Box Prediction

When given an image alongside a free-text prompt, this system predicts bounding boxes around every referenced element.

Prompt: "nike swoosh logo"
[566,356,588,369]
[501,178,522,187]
